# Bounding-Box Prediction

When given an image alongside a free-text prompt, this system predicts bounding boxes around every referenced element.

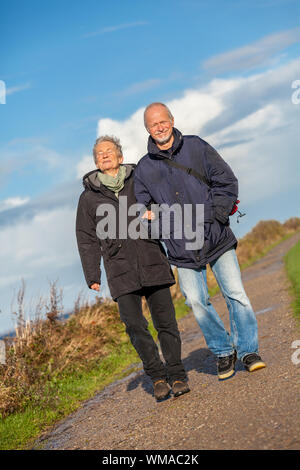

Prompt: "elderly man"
[134,102,266,380]
[76,135,189,400]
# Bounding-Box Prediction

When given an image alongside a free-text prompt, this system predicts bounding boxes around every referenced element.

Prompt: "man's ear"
[119,155,124,164]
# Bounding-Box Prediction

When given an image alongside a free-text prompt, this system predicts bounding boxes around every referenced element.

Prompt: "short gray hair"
[143,102,174,129]
[93,135,123,164]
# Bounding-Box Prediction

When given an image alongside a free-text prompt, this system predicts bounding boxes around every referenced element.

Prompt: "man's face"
[145,105,174,146]
[94,141,123,174]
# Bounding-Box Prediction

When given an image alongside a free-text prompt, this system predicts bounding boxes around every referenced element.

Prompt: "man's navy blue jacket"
[134,128,238,268]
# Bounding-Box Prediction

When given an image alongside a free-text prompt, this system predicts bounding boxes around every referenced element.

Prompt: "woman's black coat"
[76,164,175,300]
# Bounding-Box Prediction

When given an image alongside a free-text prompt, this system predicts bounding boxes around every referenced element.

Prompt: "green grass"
[284,239,300,323]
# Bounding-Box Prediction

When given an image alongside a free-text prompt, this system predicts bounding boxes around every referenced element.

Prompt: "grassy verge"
[284,239,300,324]
[239,232,295,270]
[0,342,140,450]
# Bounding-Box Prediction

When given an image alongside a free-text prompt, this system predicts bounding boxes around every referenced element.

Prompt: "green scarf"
[97,165,127,197]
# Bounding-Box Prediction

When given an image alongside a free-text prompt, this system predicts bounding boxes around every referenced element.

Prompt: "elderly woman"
[76,135,189,401]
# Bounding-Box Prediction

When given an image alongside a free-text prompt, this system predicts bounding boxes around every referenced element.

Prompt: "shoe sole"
[155,390,171,401]
[173,388,191,398]
[218,369,235,380]
[218,354,237,380]
[247,361,266,372]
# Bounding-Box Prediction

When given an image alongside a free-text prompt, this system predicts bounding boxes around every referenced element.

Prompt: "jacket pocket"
[102,239,124,259]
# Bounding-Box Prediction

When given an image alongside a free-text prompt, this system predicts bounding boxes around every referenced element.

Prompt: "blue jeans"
[177,248,259,360]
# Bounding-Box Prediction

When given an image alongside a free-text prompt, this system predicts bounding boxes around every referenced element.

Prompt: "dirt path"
[34,233,300,450]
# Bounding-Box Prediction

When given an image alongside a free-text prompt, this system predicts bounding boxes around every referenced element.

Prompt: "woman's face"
[94,141,123,175]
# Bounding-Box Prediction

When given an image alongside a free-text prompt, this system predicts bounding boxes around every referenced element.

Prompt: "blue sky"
[1,0,300,334]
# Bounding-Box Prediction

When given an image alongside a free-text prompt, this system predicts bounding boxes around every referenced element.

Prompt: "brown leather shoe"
[172,380,190,397]
[153,380,171,401]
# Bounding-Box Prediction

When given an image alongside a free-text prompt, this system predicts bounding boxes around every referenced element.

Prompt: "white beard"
[154,131,173,146]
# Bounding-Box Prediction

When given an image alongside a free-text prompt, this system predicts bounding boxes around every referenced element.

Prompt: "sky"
[0,0,300,334]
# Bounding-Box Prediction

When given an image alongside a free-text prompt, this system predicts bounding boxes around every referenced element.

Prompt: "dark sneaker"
[153,380,171,401]
[242,353,266,372]
[217,351,237,380]
[172,380,190,397]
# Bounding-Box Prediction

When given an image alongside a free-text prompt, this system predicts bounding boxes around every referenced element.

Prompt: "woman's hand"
[90,283,100,291]
[141,210,155,220]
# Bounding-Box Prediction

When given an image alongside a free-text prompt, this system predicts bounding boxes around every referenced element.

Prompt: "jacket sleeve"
[203,142,239,224]
[134,165,162,239]
[76,192,102,288]
[134,163,153,208]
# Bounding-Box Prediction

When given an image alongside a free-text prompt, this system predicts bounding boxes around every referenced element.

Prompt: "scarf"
[97,165,127,197]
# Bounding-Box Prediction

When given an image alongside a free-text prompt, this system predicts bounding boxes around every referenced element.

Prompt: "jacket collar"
[82,164,135,191]
[147,127,183,159]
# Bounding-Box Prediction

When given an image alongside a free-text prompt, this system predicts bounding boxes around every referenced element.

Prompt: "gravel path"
[34,233,300,450]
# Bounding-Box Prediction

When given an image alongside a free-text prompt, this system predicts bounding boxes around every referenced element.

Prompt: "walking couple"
[76,102,266,402]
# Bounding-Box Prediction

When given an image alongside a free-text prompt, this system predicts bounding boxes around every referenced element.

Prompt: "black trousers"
[117,285,187,385]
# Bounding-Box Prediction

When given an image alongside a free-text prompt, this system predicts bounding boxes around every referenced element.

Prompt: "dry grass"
[1,217,299,419]
[0,291,125,418]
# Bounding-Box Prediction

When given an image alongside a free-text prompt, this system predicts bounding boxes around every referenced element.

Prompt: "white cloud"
[206,103,283,149]
[203,27,300,74]
[0,197,30,212]
[83,21,148,37]
[6,82,31,96]
[0,206,80,329]
[76,155,95,179]
[0,205,108,332]
[0,82,31,104]
[98,107,149,164]
[0,273,34,290]
[74,57,300,203]
[0,207,78,271]
[0,139,71,186]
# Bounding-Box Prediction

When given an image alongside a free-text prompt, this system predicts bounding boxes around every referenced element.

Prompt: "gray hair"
[143,102,174,129]
[93,135,123,164]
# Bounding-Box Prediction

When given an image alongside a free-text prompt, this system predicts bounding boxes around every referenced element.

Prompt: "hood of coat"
[147,127,183,159]
[82,163,136,191]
